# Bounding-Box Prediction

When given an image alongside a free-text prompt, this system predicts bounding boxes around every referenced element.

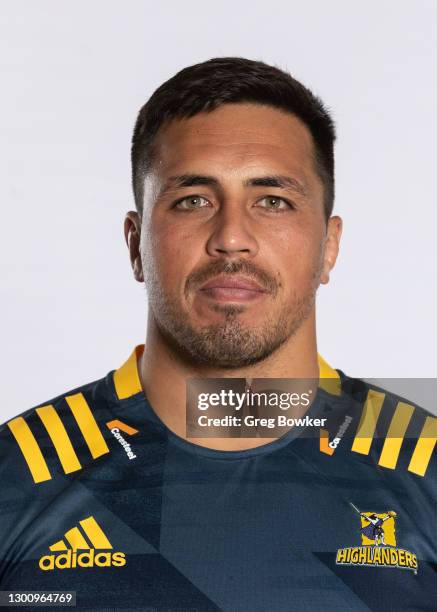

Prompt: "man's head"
[125,57,342,369]
[131,57,335,221]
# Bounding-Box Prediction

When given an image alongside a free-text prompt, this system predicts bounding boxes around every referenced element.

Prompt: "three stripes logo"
[7,393,110,484]
[39,516,126,571]
[7,395,140,484]
[319,389,437,477]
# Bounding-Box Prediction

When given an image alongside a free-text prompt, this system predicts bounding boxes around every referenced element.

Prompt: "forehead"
[151,103,319,184]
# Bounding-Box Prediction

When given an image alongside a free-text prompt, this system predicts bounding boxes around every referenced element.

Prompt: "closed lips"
[199,275,267,292]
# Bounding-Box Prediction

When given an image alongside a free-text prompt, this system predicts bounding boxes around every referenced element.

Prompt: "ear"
[124,211,144,283]
[320,215,343,285]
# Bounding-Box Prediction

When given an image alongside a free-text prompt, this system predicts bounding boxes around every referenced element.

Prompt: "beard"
[144,258,322,369]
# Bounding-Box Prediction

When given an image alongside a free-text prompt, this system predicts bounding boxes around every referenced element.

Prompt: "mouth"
[198,274,269,303]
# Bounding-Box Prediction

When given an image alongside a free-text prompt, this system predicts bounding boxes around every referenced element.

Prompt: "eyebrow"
[159,174,308,198]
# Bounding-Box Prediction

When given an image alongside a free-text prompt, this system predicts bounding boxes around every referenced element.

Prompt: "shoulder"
[334,370,437,479]
[0,375,114,488]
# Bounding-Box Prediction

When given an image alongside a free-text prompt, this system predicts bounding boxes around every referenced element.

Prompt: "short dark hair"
[131,57,336,220]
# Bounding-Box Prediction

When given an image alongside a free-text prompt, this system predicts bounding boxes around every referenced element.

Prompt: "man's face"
[128,103,341,368]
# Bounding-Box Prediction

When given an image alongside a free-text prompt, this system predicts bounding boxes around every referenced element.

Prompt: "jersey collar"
[113,344,341,401]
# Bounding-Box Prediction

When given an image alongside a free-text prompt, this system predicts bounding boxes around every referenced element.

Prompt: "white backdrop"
[1,0,436,422]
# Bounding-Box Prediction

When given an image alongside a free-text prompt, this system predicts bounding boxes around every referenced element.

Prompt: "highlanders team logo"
[336,503,418,572]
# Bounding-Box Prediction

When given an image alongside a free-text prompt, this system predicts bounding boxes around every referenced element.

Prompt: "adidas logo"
[39,516,126,571]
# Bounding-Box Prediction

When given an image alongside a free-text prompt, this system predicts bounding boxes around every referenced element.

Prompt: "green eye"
[258,196,292,210]
[175,196,210,210]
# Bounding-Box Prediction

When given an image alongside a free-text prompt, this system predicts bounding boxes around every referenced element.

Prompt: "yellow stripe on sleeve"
[378,402,415,469]
[36,405,82,474]
[351,389,385,455]
[7,417,52,483]
[408,416,437,477]
[65,393,109,459]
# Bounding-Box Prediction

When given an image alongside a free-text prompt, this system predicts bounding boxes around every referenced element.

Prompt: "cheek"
[145,220,199,289]
[270,225,324,288]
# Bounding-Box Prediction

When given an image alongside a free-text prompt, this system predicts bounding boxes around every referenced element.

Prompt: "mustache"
[185,260,279,297]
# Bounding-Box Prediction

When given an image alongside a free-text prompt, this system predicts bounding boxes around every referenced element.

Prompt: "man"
[1,57,436,611]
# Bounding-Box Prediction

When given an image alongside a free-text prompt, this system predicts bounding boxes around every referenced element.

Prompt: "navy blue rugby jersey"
[1,345,437,611]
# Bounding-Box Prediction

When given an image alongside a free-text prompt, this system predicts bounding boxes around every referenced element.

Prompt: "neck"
[138,311,319,451]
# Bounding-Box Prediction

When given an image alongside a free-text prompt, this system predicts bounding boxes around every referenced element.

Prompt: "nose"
[205,201,259,258]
